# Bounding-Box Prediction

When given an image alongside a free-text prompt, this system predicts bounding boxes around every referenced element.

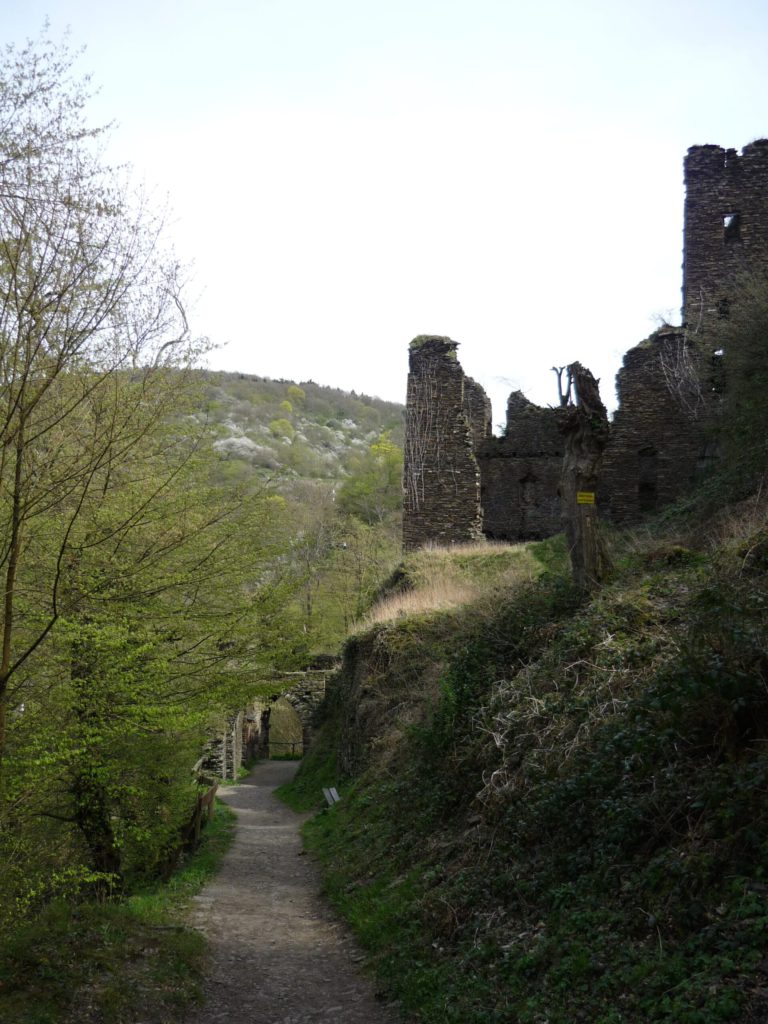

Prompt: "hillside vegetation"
[196,370,403,484]
[284,496,768,1023]
[193,371,405,652]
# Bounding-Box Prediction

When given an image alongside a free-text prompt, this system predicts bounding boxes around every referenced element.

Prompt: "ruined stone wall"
[403,336,485,550]
[402,340,566,547]
[601,327,709,522]
[273,670,330,753]
[400,141,768,546]
[684,140,768,335]
[201,702,271,780]
[478,392,565,540]
[199,674,331,780]
[401,330,712,542]
[201,709,246,781]
[243,704,271,763]
[463,376,493,449]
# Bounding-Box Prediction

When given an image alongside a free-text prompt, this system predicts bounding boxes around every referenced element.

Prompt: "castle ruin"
[403,140,768,550]
[684,140,768,334]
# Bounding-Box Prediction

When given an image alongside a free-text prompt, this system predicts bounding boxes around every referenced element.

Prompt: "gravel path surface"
[187,760,401,1024]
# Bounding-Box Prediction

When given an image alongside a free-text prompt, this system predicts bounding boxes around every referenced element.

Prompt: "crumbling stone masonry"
[402,341,567,547]
[684,140,768,336]
[600,326,710,520]
[403,336,486,550]
[271,670,330,753]
[402,140,768,546]
[200,700,270,781]
[478,392,566,541]
[199,671,333,781]
[599,142,768,518]
[401,329,715,545]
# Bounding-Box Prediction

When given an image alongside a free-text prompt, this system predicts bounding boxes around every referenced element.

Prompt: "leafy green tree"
[321,518,399,632]
[0,31,307,910]
[0,30,204,759]
[282,482,343,645]
[279,475,401,649]
[269,417,294,439]
[2,420,299,898]
[338,432,403,526]
[0,30,404,918]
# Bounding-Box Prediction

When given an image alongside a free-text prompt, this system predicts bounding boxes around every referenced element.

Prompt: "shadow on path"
[188,760,400,1024]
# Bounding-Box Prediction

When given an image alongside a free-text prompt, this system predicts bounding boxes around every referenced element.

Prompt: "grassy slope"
[0,802,236,1024]
[283,505,768,1023]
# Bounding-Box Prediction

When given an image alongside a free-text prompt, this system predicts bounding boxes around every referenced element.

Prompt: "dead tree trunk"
[560,362,611,592]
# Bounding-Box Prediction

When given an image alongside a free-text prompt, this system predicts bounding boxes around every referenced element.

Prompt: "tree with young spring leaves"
[337,431,403,527]
[2,434,295,892]
[0,31,304,905]
[284,434,403,647]
[0,30,205,761]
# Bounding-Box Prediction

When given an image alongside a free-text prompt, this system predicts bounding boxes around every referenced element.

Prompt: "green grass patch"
[277,730,340,811]
[220,759,259,785]
[0,801,236,1024]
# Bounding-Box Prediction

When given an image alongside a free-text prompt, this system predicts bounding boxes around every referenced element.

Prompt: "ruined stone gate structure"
[273,670,330,752]
[403,140,768,549]
[200,669,333,781]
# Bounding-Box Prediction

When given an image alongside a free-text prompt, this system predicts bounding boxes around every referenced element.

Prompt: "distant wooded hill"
[193,371,404,485]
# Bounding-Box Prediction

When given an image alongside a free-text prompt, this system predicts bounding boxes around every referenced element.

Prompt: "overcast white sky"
[3,0,768,425]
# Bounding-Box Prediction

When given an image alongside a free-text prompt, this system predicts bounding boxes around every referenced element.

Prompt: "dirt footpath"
[187,760,401,1024]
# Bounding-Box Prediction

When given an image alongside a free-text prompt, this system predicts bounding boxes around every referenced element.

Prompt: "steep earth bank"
[284,512,768,1023]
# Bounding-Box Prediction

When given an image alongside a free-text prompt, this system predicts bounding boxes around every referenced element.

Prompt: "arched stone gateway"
[270,669,332,755]
[199,665,337,781]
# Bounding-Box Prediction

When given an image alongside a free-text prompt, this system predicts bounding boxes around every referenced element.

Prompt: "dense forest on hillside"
[190,370,405,650]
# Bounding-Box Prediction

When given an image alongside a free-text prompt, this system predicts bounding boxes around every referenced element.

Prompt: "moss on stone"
[409,335,458,360]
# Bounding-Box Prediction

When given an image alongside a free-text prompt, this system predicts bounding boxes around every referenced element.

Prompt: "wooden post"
[560,362,612,592]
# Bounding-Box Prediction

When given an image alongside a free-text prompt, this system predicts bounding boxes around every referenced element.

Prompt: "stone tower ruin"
[684,140,768,335]
[402,337,566,550]
[402,336,487,551]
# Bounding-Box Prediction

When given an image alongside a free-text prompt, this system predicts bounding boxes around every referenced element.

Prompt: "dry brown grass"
[621,484,768,562]
[416,540,519,557]
[356,539,540,630]
[360,577,482,627]
[709,485,768,546]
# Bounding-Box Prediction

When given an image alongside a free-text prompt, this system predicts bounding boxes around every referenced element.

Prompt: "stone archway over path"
[201,664,338,781]
[270,668,332,754]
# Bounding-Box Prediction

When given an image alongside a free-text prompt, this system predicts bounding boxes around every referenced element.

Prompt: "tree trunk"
[0,410,27,760]
[560,363,612,592]
[70,628,123,892]
[72,769,123,886]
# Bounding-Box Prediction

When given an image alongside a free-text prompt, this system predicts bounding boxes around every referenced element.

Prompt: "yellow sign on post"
[577,492,596,505]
